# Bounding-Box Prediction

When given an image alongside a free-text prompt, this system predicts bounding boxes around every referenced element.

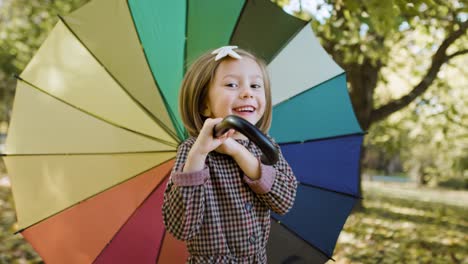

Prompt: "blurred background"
[0,0,466,263]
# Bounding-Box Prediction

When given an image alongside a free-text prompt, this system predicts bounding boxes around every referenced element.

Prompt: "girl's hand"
[184,118,233,172]
[190,118,234,157]
[215,137,242,156]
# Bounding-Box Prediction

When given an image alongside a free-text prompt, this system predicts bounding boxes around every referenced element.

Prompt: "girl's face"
[203,57,266,126]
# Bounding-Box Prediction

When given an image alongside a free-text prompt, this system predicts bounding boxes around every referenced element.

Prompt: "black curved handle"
[213,115,279,165]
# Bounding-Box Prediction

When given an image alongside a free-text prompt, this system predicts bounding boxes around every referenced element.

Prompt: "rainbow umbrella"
[2,0,363,263]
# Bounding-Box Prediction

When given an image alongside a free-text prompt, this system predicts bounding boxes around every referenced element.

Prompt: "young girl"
[162,46,297,263]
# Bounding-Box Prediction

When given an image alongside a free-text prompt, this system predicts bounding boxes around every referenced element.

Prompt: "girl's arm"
[242,140,297,216]
[163,119,234,240]
[232,146,261,180]
[214,135,261,179]
[162,140,208,241]
[217,136,297,215]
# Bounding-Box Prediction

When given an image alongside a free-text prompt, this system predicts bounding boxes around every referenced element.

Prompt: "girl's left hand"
[215,133,243,156]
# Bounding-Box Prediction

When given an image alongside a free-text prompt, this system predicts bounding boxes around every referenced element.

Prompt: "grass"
[332,181,468,264]
[0,177,467,264]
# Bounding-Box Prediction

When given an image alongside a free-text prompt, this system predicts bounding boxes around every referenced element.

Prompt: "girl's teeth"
[235,107,254,112]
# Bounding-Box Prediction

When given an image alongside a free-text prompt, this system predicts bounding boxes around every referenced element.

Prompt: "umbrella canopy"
[2,0,364,263]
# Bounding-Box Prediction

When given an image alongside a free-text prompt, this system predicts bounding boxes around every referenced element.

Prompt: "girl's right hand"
[183,118,234,173]
[191,118,234,156]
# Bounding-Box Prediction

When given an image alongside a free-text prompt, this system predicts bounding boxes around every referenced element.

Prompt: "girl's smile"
[203,57,266,127]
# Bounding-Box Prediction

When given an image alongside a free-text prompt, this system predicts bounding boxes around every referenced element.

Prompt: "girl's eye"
[251,84,262,89]
[226,83,238,88]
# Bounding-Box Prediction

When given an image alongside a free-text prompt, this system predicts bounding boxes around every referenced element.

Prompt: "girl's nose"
[239,86,254,99]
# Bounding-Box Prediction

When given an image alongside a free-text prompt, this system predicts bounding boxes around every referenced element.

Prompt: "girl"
[162,46,297,263]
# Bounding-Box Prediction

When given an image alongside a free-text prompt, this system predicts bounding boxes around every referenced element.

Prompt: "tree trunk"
[346,60,380,131]
[346,59,380,210]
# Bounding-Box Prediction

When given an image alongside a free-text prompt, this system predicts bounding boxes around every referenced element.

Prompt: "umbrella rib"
[0,150,176,157]
[183,0,189,74]
[298,182,363,200]
[13,156,175,234]
[123,3,187,139]
[270,217,334,261]
[279,132,366,146]
[16,77,178,149]
[58,15,181,144]
[155,230,168,264]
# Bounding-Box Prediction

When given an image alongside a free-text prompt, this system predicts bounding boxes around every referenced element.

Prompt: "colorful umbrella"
[2,0,364,263]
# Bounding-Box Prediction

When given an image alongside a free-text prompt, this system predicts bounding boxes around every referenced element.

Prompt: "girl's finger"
[227,129,236,138]
[200,118,221,137]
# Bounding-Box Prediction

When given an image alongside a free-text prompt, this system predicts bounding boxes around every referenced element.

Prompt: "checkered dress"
[162,136,297,264]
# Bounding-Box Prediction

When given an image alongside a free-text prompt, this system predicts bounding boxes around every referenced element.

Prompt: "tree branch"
[369,19,468,124]
[447,49,468,60]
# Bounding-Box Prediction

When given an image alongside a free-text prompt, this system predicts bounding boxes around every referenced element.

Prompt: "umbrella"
[2,0,364,263]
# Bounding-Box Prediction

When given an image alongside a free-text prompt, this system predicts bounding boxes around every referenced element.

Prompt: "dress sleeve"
[243,140,297,216]
[162,140,208,241]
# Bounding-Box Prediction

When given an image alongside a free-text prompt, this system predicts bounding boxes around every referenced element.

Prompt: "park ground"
[0,177,467,264]
[333,181,467,264]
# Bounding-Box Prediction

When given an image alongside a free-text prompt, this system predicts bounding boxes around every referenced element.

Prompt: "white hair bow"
[211,46,242,61]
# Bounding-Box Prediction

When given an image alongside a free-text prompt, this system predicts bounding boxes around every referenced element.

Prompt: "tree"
[366,51,467,186]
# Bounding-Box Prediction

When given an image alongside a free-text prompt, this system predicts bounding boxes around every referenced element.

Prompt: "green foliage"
[367,51,467,186]
[0,185,42,263]
[343,0,401,36]
[0,0,89,71]
[318,0,465,66]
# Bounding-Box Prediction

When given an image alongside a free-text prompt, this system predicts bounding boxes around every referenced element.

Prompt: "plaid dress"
[162,136,297,264]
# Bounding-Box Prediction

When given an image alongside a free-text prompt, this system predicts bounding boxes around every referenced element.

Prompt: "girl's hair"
[179,48,272,137]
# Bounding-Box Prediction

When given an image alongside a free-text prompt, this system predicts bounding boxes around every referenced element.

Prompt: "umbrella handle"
[213,115,279,165]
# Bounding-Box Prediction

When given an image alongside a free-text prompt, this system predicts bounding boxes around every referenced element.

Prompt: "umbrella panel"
[157,229,189,264]
[271,74,362,143]
[268,23,344,106]
[280,134,363,196]
[128,0,186,138]
[21,160,174,264]
[186,0,244,64]
[272,184,358,258]
[268,221,330,264]
[230,0,307,63]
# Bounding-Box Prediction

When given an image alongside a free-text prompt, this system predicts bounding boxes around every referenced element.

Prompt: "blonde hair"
[179,48,272,137]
